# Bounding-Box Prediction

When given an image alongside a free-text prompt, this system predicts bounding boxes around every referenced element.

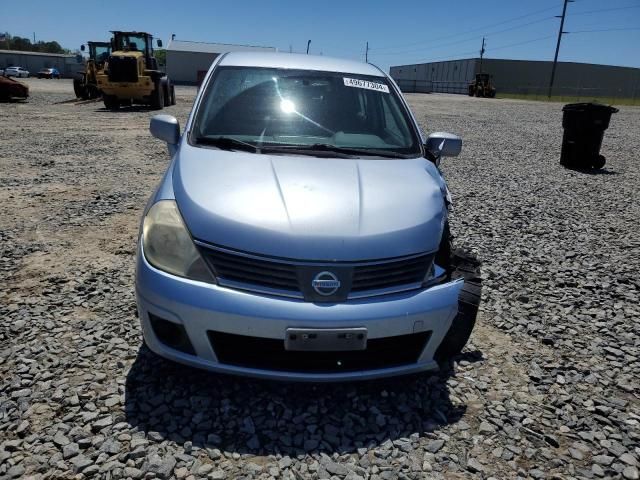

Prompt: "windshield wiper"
[290,143,411,159]
[194,136,259,153]
[193,137,412,159]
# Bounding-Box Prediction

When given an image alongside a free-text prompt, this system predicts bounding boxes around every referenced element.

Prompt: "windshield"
[92,45,111,62]
[114,34,147,53]
[191,66,421,157]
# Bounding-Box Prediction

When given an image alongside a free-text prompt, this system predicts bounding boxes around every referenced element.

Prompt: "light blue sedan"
[136,52,481,381]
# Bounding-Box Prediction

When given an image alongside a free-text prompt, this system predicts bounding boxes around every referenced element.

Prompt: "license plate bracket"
[284,327,367,351]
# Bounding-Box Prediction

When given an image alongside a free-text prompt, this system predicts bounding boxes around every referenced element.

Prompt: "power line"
[370,16,555,57]
[407,49,480,65]
[568,27,640,33]
[487,34,557,52]
[570,4,640,15]
[369,4,560,51]
[404,34,555,65]
[548,0,571,98]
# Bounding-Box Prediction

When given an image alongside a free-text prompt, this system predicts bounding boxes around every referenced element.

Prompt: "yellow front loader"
[74,41,111,99]
[96,31,175,110]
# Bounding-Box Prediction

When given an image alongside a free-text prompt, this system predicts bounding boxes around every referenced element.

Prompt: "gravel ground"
[1,78,639,480]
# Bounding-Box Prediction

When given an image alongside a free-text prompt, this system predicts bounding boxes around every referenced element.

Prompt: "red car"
[0,75,29,101]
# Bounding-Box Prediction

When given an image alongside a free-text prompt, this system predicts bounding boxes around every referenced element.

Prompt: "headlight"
[142,200,214,282]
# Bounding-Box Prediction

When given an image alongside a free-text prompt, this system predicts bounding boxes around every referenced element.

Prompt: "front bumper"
[135,244,463,382]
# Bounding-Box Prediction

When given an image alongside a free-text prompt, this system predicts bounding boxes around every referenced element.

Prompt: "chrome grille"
[203,247,299,293]
[352,255,431,292]
[197,242,433,300]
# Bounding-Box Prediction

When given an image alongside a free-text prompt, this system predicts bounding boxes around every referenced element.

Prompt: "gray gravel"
[1,79,639,479]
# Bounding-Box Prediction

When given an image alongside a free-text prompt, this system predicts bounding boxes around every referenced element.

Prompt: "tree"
[3,33,68,54]
[11,36,33,51]
[37,41,64,53]
[155,49,166,67]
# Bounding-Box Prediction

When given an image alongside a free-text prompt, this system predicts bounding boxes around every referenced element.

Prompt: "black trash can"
[560,102,618,169]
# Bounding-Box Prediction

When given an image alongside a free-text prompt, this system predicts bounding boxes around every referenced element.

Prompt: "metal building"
[166,40,277,85]
[0,49,82,78]
[390,58,640,99]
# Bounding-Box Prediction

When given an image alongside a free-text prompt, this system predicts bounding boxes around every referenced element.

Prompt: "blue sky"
[2,0,639,70]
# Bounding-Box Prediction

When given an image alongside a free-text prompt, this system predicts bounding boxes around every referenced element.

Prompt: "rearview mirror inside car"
[425,132,462,159]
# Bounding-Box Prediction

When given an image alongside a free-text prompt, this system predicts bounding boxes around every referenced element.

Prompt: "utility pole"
[479,37,485,73]
[306,40,311,54]
[289,44,292,53]
[365,41,369,63]
[548,0,572,98]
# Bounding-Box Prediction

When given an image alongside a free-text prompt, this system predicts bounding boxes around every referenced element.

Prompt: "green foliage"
[155,49,166,67]
[1,32,70,54]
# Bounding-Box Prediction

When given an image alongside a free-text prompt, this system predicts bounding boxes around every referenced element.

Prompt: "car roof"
[218,52,386,77]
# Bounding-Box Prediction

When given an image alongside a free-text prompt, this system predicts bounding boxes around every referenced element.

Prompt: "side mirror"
[80,44,85,52]
[425,132,462,159]
[150,115,180,155]
[157,39,163,48]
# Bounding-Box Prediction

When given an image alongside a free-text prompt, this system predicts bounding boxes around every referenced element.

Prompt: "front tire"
[163,80,171,107]
[103,94,119,110]
[150,80,164,110]
[73,77,88,99]
[435,248,482,361]
[592,154,606,169]
[87,85,100,99]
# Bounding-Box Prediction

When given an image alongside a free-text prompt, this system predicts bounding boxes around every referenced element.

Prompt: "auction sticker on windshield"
[343,77,390,93]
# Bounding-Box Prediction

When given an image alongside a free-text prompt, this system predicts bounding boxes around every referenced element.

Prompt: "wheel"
[87,85,100,99]
[103,94,119,110]
[592,155,606,169]
[150,80,164,110]
[170,84,176,105]
[435,247,482,361]
[73,77,86,99]
[163,80,171,107]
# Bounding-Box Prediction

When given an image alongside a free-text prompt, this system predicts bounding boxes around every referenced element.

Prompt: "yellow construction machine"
[74,41,111,99]
[468,73,496,98]
[96,31,175,110]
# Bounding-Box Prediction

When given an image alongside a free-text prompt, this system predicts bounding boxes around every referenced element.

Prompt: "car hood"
[173,144,447,261]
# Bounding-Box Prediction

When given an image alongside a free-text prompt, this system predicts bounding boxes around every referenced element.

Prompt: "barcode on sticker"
[343,77,390,93]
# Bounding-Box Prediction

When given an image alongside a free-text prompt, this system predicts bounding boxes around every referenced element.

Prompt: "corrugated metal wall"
[166,50,219,84]
[481,59,640,98]
[390,59,476,94]
[390,58,640,99]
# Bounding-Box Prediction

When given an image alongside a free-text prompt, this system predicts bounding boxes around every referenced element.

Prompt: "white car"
[5,67,29,78]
